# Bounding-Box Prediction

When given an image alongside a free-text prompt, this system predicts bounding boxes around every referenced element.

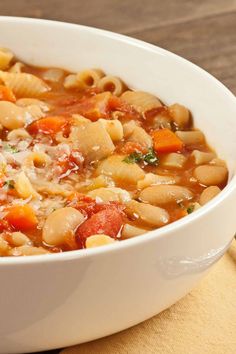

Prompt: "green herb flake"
[3,144,18,154]
[123,148,159,166]
[4,180,15,189]
[143,148,159,166]
[187,205,194,214]
[123,152,143,164]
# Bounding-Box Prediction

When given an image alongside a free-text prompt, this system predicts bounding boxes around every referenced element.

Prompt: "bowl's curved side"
[0,17,236,354]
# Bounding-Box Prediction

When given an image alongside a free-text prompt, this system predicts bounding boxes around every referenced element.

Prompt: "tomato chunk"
[28,116,68,135]
[5,205,38,231]
[76,207,123,243]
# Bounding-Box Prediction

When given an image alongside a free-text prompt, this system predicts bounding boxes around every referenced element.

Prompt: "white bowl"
[0,17,236,354]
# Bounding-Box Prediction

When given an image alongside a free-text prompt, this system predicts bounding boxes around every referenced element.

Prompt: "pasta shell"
[121,91,162,113]
[0,48,13,70]
[0,71,50,97]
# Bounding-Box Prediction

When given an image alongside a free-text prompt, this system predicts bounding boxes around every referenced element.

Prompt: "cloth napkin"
[61,240,236,354]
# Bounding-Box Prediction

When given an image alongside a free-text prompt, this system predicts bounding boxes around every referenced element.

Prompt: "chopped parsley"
[187,205,194,214]
[4,180,15,189]
[3,144,18,154]
[123,148,159,166]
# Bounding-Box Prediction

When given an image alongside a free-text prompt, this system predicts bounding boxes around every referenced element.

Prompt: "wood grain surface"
[0,1,235,353]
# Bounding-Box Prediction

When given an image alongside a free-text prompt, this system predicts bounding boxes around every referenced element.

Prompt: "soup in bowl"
[0,17,236,354]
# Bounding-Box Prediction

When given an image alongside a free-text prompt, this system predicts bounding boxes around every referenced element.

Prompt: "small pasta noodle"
[121,91,162,113]
[0,71,50,97]
[97,75,125,96]
[77,69,104,88]
[0,47,14,70]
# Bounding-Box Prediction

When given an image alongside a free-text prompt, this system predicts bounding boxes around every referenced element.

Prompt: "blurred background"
[1,0,236,94]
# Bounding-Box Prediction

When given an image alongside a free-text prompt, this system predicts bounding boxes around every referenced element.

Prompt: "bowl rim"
[0,16,236,265]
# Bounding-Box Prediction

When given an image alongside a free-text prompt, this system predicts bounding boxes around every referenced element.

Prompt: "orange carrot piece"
[152,128,184,153]
[0,85,16,102]
[5,205,38,231]
[28,116,68,135]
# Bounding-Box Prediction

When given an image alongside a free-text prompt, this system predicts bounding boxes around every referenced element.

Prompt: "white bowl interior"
[0,17,236,180]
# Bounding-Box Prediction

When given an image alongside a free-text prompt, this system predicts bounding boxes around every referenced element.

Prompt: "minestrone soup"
[0,47,228,256]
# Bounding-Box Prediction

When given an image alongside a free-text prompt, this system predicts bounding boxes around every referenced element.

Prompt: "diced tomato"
[5,205,38,231]
[57,149,84,177]
[76,206,123,243]
[0,85,16,102]
[120,141,148,155]
[28,116,68,135]
[108,96,141,120]
[0,219,11,233]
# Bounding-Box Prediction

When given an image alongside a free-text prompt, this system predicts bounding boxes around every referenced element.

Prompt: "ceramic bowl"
[0,16,236,354]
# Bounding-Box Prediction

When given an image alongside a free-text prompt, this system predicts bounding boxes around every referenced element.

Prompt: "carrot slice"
[152,128,184,153]
[5,205,38,231]
[28,116,68,135]
[0,85,16,102]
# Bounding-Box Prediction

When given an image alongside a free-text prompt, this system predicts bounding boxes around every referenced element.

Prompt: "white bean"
[199,186,221,205]
[140,185,193,205]
[96,155,145,184]
[126,200,169,227]
[86,234,116,248]
[121,224,148,238]
[194,165,228,186]
[137,173,180,189]
[42,207,85,246]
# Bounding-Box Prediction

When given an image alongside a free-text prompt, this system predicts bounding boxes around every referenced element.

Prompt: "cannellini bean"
[43,207,85,246]
[162,153,187,169]
[96,155,145,184]
[127,126,152,148]
[88,187,131,203]
[137,173,180,189]
[99,119,124,141]
[175,130,205,145]
[0,236,9,256]
[9,245,49,256]
[126,200,169,227]
[169,103,190,128]
[15,171,40,199]
[209,158,226,167]
[194,166,228,186]
[191,150,216,165]
[199,186,221,205]
[10,232,32,247]
[140,185,193,205]
[86,234,116,248]
[122,224,147,238]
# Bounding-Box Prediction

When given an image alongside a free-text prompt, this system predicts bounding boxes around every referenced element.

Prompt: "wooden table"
[0,1,235,353]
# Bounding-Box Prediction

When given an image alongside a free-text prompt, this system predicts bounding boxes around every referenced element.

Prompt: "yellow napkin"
[62,241,236,354]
